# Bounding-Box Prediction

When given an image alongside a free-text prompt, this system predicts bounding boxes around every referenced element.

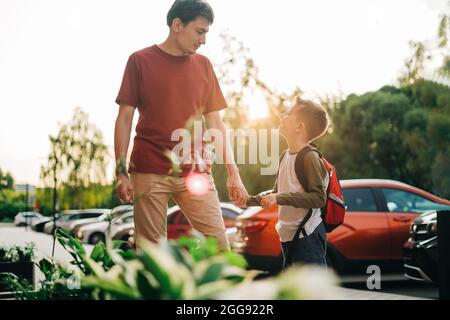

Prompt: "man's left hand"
[227,173,248,207]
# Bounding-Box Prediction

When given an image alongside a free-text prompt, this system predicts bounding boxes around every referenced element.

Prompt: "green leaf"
[57,228,86,256]
[112,240,126,250]
[196,261,225,286]
[118,249,136,261]
[223,251,248,269]
[37,258,56,279]
[195,279,237,300]
[82,275,139,300]
[137,240,193,300]
[136,270,161,300]
[90,242,106,261]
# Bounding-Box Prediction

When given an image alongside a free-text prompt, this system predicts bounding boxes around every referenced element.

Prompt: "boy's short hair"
[294,97,329,142]
[167,0,215,27]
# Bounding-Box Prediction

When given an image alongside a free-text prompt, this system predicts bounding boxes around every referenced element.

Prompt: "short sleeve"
[204,59,227,114]
[115,53,141,108]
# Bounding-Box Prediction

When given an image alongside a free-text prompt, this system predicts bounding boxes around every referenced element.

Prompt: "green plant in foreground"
[0,242,35,263]
[4,228,338,300]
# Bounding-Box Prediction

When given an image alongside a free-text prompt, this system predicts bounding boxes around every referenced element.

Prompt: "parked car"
[403,209,450,283]
[67,209,115,236]
[43,209,109,234]
[14,211,42,226]
[31,214,62,233]
[74,205,133,245]
[34,210,81,233]
[233,179,450,274]
[111,203,243,249]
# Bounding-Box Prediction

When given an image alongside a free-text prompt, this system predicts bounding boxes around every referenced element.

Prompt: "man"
[114,0,247,251]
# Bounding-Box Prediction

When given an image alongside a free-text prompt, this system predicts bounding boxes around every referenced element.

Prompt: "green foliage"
[320,80,450,198]
[79,233,255,300]
[35,184,119,216]
[0,189,27,221]
[40,107,109,209]
[3,228,337,300]
[50,228,254,300]
[0,167,14,190]
[0,243,35,263]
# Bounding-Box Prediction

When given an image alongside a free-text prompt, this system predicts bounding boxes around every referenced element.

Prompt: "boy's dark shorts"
[281,222,327,268]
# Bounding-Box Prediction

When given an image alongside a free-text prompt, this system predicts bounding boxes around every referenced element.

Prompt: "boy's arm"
[276,152,327,208]
[246,178,278,206]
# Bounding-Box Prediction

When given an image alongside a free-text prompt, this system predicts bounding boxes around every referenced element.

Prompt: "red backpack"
[288,145,346,233]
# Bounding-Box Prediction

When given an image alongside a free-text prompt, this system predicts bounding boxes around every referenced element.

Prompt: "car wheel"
[120,236,134,251]
[89,233,105,245]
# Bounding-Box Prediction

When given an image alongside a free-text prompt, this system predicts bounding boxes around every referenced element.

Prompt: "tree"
[399,4,450,84]
[320,80,450,198]
[40,107,109,209]
[0,167,14,190]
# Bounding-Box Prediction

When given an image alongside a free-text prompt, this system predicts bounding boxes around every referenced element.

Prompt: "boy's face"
[279,103,304,138]
[173,16,209,55]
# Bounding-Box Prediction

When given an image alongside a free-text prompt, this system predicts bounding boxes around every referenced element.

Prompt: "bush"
[0,243,35,263]
[0,190,27,222]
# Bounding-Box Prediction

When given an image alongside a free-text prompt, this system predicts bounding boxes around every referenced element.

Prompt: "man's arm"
[204,111,248,206]
[114,104,136,203]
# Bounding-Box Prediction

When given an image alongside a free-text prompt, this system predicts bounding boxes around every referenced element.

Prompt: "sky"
[0,0,448,186]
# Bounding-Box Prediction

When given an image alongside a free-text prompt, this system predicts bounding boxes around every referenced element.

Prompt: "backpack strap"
[294,145,322,192]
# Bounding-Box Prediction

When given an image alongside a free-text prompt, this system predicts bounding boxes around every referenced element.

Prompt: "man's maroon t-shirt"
[115,45,227,176]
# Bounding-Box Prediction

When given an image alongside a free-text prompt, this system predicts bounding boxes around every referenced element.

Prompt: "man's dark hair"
[167,0,214,27]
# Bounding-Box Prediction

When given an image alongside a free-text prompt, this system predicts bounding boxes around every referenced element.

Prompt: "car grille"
[412,223,433,241]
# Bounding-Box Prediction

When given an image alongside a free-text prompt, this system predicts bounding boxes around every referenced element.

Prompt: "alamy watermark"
[366,265,381,290]
[171,120,280,175]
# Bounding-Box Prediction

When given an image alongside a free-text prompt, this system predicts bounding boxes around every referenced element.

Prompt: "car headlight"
[77,230,84,239]
[128,229,135,236]
[427,222,437,234]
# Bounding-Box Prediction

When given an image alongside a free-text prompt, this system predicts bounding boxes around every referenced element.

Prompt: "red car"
[233,179,450,274]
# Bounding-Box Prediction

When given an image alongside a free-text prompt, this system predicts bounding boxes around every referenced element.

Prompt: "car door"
[168,210,192,239]
[378,187,432,260]
[330,187,391,260]
[221,208,239,228]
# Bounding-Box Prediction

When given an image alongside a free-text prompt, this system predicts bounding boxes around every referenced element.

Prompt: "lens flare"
[185,172,209,196]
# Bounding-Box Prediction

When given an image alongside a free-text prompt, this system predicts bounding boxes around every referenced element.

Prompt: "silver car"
[75,205,133,245]
[43,209,109,234]
[14,211,42,226]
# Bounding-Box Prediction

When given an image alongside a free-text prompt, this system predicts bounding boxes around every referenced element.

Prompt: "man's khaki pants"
[130,172,230,251]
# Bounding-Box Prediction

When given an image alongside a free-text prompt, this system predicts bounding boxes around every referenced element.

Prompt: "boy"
[247,97,329,268]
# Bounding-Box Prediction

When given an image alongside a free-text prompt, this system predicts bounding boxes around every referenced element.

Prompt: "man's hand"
[227,172,248,207]
[116,175,133,203]
[261,193,277,208]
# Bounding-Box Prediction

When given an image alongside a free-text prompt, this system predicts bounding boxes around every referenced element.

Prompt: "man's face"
[174,16,209,55]
[279,103,302,137]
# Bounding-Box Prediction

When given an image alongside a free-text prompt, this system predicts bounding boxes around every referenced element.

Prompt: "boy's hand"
[261,193,277,208]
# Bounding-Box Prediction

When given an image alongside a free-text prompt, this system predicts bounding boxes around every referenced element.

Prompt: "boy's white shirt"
[275,152,329,242]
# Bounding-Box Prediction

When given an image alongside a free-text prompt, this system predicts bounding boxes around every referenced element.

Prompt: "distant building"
[14,184,36,210]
